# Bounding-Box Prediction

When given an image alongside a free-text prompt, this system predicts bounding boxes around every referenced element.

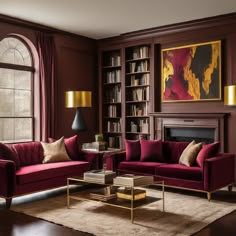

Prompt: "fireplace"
[165,127,215,143]
[149,113,228,152]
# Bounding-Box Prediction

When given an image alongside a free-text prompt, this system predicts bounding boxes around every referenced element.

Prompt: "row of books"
[129,74,150,86]
[104,85,121,103]
[104,70,121,83]
[107,120,121,132]
[128,60,149,73]
[105,55,121,67]
[129,46,150,60]
[108,135,122,148]
[107,105,120,117]
[128,103,149,116]
[131,87,149,101]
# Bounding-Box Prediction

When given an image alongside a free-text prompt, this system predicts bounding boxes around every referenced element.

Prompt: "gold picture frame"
[161,40,221,102]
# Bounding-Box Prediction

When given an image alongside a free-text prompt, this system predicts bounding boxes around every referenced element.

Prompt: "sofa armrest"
[0,159,16,198]
[78,150,100,170]
[203,153,235,191]
[106,151,126,172]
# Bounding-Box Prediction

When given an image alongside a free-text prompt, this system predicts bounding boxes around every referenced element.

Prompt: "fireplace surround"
[149,113,229,152]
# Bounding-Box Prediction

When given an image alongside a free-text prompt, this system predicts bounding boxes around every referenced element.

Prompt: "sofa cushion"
[13,142,44,166]
[179,141,202,166]
[156,164,202,181]
[196,142,220,168]
[140,139,164,162]
[41,137,71,164]
[162,141,189,164]
[118,161,165,175]
[0,143,20,169]
[125,139,140,161]
[48,135,81,160]
[16,161,90,185]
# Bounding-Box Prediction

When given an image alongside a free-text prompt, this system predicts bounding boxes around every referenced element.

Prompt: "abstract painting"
[161,40,221,102]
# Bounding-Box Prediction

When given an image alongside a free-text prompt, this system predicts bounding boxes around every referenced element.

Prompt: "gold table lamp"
[65,91,92,131]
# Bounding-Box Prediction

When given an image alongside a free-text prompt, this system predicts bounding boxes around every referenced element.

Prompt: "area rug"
[11,188,236,236]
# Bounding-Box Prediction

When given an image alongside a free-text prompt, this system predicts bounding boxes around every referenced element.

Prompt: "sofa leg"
[228,184,233,192]
[207,192,211,201]
[6,198,12,209]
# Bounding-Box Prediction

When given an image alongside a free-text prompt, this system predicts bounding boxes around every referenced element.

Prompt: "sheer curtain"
[37,32,55,141]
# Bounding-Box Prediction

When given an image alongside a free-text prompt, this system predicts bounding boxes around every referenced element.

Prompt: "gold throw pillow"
[179,141,202,167]
[41,137,71,164]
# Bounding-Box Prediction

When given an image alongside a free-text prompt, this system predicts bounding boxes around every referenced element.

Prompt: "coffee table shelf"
[67,176,165,223]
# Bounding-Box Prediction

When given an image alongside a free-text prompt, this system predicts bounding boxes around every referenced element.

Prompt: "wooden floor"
[0,187,236,236]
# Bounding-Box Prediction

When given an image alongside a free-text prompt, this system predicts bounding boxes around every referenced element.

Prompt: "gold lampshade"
[65,91,92,108]
[224,85,236,106]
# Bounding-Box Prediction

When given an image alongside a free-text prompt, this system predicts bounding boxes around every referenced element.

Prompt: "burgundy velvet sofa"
[106,140,235,200]
[0,136,99,208]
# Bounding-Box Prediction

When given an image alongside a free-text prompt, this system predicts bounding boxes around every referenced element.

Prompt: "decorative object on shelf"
[65,91,92,131]
[224,85,236,106]
[131,121,138,132]
[95,133,103,142]
[162,40,221,102]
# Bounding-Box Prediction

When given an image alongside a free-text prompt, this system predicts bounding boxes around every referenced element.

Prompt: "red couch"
[106,139,235,200]
[0,135,99,208]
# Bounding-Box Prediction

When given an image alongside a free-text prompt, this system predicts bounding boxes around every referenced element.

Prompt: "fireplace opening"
[165,127,215,143]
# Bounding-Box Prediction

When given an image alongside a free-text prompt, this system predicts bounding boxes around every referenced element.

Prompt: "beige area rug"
[11,188,236,236]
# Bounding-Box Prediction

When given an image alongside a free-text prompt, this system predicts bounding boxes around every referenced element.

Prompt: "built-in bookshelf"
[125,45,151,140]
[102,50,122,148]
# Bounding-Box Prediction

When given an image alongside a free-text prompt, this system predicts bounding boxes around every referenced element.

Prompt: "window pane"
[15,90,31,117]
[15,118,32,141]
[0,37,32,66]
[0,68,14,88]
[14,70,31,90]
[0,89,14,117]
[0,118,14,142]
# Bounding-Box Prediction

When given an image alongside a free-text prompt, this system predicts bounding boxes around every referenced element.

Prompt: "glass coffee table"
[67,176,165,223]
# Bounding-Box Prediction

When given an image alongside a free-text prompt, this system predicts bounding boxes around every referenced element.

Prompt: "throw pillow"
[179,141,202,167]
[41,137,71,164]
[140,139,164,162]
[48,135,80,160]
[125,139,141,161]
[0,143,20,169]
[196,142,220,168]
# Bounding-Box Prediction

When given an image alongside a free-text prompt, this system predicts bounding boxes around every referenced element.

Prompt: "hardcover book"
[113,174,154,186]
[116,188,146,201]
[84,170,116,184]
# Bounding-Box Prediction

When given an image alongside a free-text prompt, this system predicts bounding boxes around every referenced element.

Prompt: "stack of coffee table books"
[113,174,154,186]
[83,170,116,184]
[89,187,117,201]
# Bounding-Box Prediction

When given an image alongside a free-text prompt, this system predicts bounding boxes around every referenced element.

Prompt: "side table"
[81,147,121,170]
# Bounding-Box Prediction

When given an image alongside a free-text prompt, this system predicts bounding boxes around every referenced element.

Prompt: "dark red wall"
[98,13,236,157]
[0,15,98,144]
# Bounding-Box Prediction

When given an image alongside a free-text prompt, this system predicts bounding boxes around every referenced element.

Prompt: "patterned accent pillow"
[179,141,202,167]
[41,137,71,164]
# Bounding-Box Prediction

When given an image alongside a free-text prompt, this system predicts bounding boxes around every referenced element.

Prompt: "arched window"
[0,36,34,143]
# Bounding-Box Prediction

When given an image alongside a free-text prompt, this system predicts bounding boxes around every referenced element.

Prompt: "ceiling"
[1,0,236,39]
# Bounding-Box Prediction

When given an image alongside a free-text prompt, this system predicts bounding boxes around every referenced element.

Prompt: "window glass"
[0,37,33,143]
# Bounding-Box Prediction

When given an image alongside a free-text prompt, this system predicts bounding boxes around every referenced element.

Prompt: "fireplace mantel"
[149,112,229,152]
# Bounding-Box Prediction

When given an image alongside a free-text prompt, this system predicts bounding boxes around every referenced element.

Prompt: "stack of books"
[90,187,116,201]
[113,174,154,186]
[83,170,116,184]
[116,187,146,201]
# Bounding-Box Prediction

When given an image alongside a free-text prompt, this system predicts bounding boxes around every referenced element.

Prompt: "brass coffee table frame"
[67,177,165,223]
